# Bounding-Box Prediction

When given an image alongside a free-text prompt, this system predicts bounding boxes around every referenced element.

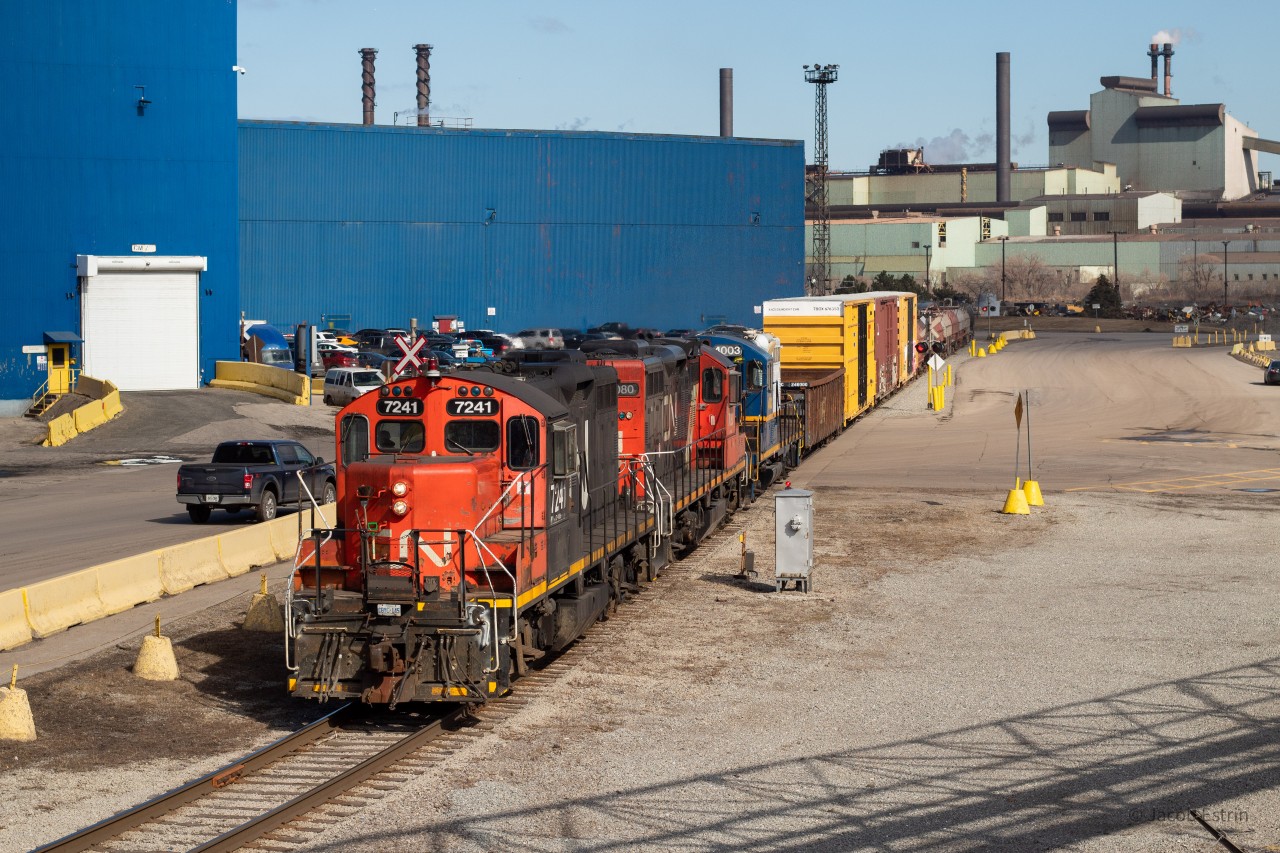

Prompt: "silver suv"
[515,328,565,350]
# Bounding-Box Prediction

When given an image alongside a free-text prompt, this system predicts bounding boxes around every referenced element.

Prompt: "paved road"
[0,389,335,590]
[804,331,1280,494]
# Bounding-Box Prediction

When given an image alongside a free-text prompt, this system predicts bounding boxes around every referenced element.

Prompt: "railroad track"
[39,505,756,853]
[34,704,461,853]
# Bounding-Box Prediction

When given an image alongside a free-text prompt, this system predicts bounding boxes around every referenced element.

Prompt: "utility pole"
[1221,240,1231,310]
[804,63,838,296]
[998,235,1009,305]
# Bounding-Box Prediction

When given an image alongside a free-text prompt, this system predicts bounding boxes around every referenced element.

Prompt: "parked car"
[1266,360,1280,386]
[321,350,360,372]
[514,328,565,350]
[355,351,397,372]
[176,439,335,524]
[665,328,696,338]
[323,367,384,406]
[475,333,517,357]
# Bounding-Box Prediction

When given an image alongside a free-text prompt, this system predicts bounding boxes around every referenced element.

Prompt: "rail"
[33,703,357,853]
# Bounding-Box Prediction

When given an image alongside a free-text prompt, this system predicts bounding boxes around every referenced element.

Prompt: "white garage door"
[79,256,206,391]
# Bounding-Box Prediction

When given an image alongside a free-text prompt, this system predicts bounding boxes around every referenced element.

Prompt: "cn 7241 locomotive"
[287,344,748,705]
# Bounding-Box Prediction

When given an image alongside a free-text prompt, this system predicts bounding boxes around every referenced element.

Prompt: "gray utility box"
[774,488,814,592]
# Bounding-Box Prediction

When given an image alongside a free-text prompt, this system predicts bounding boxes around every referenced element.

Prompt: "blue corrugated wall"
[240,123,803,332]
[0,1,238,407]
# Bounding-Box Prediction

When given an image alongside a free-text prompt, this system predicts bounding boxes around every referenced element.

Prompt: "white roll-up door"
[79,256,206,391]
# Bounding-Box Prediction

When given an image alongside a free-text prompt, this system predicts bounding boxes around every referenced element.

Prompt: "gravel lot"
[3,336,1279,853]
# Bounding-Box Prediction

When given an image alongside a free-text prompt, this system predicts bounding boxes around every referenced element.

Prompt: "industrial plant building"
[1,2,802,412]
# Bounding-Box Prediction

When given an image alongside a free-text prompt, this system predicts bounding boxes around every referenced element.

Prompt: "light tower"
[804,63,838,296]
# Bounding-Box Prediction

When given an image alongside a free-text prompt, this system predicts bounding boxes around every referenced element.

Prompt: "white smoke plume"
[1150,28,1200,45]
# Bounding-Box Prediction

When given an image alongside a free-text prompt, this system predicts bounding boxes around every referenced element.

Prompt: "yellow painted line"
[1067,468,1280,493]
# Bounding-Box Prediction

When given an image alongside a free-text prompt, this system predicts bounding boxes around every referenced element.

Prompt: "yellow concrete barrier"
[159,538,230,595]
[43,414,76,447]
[73,400,106,433]
[102,389,123,419]
[217,525,279,577]
[96,552,164,615]
[0,589,33,650]
[210,361,310,405]
[23,568,107,638]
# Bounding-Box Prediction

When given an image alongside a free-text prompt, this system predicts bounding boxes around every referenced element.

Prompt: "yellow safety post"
[0,664,37,742]
[1002,477,1031,514]
[244,572,285,632]
[134,615,180,681]
[977,347,987,358]
[945,365,953,387]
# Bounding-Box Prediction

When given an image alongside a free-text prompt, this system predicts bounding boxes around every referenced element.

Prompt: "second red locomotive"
[287,343,747,705]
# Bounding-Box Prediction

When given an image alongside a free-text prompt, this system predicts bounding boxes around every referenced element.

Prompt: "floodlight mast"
[804,63,838,296]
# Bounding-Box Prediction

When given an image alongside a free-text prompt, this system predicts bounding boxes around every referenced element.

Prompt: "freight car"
[286,345,748,705]
[917,303,973,368]
[762,291,919,423]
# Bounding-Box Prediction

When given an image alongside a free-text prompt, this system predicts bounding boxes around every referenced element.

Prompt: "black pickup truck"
[176,440,336,523]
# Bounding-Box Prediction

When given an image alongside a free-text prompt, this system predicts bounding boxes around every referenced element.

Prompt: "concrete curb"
[0,504,334,651]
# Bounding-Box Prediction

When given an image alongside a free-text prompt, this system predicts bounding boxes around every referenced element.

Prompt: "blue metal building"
[0,1,239,412]
[239,123,803,333]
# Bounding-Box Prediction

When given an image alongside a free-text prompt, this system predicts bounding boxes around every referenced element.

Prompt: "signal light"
[931,342,945,354]
[391,499,410,516]
[914,342,928,354]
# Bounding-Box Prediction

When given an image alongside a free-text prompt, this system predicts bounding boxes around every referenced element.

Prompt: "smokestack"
[996,52,1011,204]
[1162,42,1174,97]
[360,48,378,126]
[414,44,433,127]
[719,68,733,137]
[1148,43,1160,86]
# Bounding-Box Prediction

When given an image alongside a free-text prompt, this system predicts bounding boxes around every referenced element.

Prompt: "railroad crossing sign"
[927,353,946,372]
[393,334,427,375]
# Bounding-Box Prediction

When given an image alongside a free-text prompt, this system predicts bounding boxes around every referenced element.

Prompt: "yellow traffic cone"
[1023,479,1045,507]
[134,616,180,682]
[977,347,987,357]
[0,666,36,742]
[1002,479,1031,515]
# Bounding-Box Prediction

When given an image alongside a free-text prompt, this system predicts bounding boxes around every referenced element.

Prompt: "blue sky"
[238,0,1277,174]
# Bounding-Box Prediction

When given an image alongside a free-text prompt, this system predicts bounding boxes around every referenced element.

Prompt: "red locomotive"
[288,345,748,705]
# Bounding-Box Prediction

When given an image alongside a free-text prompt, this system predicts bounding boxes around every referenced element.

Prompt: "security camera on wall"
[231,65,247,75]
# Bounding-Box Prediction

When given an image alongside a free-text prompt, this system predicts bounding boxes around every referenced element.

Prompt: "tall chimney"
[719,68,733,137]
[360,48,378,126]
[996,52,1011,204]
[414,44,433,127]
[1148,43,1160,86]
[1162,43,1174,97]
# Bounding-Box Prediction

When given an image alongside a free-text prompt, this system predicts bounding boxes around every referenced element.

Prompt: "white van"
[323,367,384,406]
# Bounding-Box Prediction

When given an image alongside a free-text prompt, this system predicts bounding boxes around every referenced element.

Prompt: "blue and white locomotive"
[696,325,799,490]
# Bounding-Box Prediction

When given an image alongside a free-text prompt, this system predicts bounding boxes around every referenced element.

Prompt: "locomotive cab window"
[745,360,765,391]
[551,421,579,478]
[375,420,426,454]
[702,367,724,403]
[445,420,500,455]
[340,415,370,465]
[507,416,540,470]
